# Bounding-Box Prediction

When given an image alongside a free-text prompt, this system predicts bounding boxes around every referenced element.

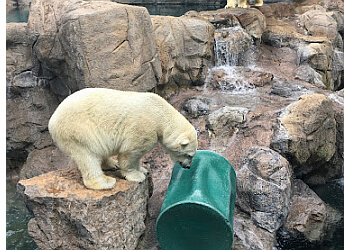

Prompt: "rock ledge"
[18,167,152,250]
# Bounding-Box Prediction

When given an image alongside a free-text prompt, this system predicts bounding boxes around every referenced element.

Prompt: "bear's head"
[165,128,198,169]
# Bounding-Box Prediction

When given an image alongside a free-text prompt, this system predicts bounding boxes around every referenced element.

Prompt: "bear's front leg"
[238,0,250,8]
[225,0,236,8]
[254,0,263,6]
[118,153,146,183]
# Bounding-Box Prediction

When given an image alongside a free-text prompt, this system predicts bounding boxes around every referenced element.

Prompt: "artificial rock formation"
[236,147,292,233]
[271,94,337,178]
[151,15,214,93]
[280,179,342,243]
[18,167,152,250]
[28,0,162,94]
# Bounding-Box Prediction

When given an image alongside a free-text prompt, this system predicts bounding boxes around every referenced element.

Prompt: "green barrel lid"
[156,150,236,250]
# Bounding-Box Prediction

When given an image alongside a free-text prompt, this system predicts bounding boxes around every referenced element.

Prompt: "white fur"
[225,0,263,8]
[49,88,198,190]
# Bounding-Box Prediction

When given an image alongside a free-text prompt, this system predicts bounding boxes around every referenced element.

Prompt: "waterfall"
[214,38,240,67]
[210,27,256,94]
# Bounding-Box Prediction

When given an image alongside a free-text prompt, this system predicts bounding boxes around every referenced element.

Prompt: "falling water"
[210,27,256,94]
[214,38,240,67]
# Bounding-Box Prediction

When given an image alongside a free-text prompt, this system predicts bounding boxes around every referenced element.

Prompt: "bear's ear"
[180,138,189,147]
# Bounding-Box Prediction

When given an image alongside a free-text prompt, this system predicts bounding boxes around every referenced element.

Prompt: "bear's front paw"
[84,175,116,190]
[122,170,146,183]
[139,166,149,175]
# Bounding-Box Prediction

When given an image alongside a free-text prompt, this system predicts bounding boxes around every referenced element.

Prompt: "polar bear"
[48,88,198,190]
[225,0,263,8]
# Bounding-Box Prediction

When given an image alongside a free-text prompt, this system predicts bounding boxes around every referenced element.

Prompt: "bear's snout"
[179,161,191,169]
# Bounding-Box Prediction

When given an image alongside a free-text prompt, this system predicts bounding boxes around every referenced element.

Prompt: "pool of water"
[6,4,224,23]
[6,6,30,23]
[6,180,39,250]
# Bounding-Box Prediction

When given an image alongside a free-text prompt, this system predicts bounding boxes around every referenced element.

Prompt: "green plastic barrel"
[156,150,236,250]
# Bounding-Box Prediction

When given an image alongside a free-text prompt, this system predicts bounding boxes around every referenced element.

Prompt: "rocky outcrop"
[278,179,342,244]
[28,0,162,94]
[17,167,152,250]
[206,106,249,151]
[271,94,337,180]
[236,147,292,233]
[151,15,214,94]
[233,209,276,250]
[185,7,266,41]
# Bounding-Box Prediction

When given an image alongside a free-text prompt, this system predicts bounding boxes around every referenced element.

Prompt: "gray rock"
[17,167,152,250]
[207,106,249,151]
[270,80,313,99]
[237,146,292,233]
[294,64,326,89]
[6,87,60,170]
[182,97,210,118]
[233,209,276,250]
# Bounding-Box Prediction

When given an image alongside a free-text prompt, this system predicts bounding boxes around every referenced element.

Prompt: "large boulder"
[236,146,292,233]
[271,94,337,178]
[299,9,339,44]
[279,179,342,244]
[206,106,249,151]
[151,15,214,92]
[28,0,162,93]
[17,167,152,250]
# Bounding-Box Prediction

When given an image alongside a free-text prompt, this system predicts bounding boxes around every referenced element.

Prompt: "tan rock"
[18,167,152,250]
[271,94,336,175]
[151,15,214,90]
[28,0,162,92]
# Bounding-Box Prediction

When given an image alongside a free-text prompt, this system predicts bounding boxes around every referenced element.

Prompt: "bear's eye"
[187,154,193,159]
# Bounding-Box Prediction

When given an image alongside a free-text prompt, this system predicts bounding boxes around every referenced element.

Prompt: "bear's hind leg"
[118,153,146,183]
[71,148,116,190]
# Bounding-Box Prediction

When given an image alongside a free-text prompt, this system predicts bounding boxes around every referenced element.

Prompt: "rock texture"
[279,179,342,243]
[271,94,337,178]
[237,147,292,233]
[28,0,162,93]
[17,167,152,250]
[151,15,214,93]
[233,209,276,250]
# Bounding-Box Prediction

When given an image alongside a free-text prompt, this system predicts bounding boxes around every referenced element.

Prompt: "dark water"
[6,4,223,23]
[6,6,30,23]
[6,181,39,250]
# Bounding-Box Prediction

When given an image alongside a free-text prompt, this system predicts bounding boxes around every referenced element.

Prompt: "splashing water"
[211,27,256,94]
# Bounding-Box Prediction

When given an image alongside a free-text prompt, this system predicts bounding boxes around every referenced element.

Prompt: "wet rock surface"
[7,0,344,249]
